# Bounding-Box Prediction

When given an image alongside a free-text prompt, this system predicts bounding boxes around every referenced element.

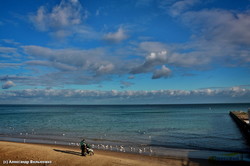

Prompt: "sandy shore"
[0,141,248,166]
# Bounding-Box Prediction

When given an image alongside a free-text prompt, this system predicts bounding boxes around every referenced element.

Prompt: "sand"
[0,141,248,166]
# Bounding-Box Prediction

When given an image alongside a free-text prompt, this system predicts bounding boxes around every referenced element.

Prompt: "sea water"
[1,104,250,158]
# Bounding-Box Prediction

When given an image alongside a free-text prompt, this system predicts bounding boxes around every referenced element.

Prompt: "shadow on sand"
[53,149,82,156]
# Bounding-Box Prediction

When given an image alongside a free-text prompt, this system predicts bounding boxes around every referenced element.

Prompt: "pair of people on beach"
[80,139,91,156]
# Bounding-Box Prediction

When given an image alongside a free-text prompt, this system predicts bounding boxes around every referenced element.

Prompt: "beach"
[0,141,248,166]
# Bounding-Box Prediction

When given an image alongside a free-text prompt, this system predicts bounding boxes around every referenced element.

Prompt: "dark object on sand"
[80,139,94,156]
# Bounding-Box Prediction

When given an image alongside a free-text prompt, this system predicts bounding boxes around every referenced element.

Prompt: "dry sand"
[0,141,248,166]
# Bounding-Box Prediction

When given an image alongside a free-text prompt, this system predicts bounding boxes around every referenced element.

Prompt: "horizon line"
[0,102,250,106]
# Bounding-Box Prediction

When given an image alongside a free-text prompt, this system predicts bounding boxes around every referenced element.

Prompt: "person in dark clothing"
[80,139,87,156]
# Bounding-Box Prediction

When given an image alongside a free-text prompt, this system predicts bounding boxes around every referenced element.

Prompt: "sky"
[0,0,250,104]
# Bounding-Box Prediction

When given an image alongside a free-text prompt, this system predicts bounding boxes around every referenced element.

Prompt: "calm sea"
[1,104,250,157]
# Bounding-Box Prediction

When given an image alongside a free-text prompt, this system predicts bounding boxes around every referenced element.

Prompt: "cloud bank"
[0,87,249,104]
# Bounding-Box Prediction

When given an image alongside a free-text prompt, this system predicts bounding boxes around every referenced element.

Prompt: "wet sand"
[0,141,248,166]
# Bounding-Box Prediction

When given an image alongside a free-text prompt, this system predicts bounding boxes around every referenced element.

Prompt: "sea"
[1,104,250,159]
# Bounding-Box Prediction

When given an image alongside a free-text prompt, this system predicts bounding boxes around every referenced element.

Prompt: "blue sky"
[0,0,250,104]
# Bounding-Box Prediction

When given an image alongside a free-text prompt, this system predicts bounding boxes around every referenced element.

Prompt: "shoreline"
[1,141,249,166]
[1,136,250,160]
[1,135,250,156]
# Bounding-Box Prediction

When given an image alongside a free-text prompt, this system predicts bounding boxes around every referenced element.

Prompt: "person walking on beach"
[80,139,87,156]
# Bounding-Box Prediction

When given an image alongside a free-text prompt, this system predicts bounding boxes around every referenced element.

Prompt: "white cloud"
[21,45,143,79]
[2,81,15,89]
[120,81,134,89]
[2,39,20,45]
[230,86,248,97]
[103,27,128,43]
[182,9,250,46]
[0,75,46,87]
[131,51,168,74]
[170,0,200,16]
[152,65,171,79]
[95,63,115,75]
[0,75,31,82]
[19,45,135,86]
[146,51,168,62]
[0,63,21,68]
[128,75,135,79]
[22,45,111,73]
[157,2,250,67]
[0,46,21,61]
[139,41,168,53]
[168,52,211,67]
[0,46,17,54]
[30,6,46,31]
[178,9,250,65]
[136,41,211,68]
[26,60,77,71]
[29,0,87,38]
